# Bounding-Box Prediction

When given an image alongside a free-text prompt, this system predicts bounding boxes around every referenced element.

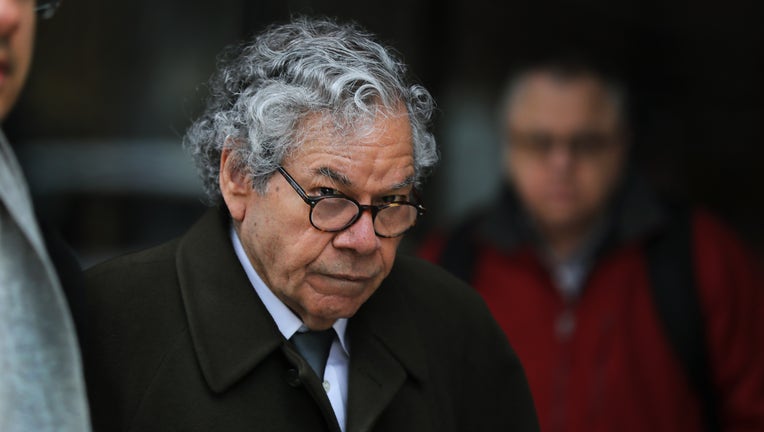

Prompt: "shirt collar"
[229,225,349,355]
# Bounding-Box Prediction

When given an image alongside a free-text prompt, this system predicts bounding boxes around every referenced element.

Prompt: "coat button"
[285,368,301,388]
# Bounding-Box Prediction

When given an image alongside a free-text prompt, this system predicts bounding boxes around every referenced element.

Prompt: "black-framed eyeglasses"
[509,129,619,160]
[36,0,61,19]
[277,166,426,238]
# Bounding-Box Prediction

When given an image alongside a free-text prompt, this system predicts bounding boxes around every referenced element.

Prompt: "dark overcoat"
[83,208,538,432]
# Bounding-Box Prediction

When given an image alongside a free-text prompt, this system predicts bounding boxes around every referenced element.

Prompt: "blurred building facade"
[7,0,763,265]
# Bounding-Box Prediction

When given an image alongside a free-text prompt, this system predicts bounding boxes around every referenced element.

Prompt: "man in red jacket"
[420,60,764,431]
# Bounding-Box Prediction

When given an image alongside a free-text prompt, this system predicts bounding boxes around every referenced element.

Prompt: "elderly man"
[0,0,90,431]
[421,60,764,431]
[82,18,539,432]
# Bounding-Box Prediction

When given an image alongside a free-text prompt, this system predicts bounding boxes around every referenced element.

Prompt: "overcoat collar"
[345,256,429,431]
[175,207,428,428]
[175,207,283,393]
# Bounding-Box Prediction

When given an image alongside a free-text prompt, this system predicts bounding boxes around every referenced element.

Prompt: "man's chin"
[296,273,384,326]
[306,272,381,296]
[309,289,377,321]
[302,304,360,330]
[536,208,595,232]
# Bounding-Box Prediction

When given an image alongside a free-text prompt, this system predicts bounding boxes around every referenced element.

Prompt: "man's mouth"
[308,271,380,291]
[323,273,373,282]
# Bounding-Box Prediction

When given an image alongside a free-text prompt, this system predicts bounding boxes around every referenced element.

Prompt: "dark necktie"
[290,329,335,379]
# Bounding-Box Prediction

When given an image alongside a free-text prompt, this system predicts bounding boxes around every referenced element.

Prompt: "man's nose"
[547,140,576,170]
[0,0,23,38]
[331,209,380,255]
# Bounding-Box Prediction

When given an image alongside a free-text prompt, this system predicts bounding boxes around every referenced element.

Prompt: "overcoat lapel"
[175,208,284,393]
[346,261,429,432]
[174,208,431,431]
[174,208,341,431]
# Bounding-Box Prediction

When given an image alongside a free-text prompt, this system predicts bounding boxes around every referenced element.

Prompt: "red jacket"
[419,184,764,432]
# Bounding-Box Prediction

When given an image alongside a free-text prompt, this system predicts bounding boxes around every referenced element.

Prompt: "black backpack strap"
[646,209,720,432]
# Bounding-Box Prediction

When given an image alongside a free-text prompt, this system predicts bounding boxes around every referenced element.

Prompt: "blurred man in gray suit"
[0,0,90,430]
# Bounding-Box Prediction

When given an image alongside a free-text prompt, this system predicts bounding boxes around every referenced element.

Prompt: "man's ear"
[219,148,252,222]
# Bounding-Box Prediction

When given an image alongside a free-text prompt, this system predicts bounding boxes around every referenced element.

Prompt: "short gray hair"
[184,17,438,203]
[499,60,628,135]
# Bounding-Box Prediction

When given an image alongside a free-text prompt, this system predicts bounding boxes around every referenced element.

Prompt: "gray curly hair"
[184,17,438,203]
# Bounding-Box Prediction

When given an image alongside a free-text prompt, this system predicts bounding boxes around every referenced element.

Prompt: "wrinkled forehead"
[282,106,416,189]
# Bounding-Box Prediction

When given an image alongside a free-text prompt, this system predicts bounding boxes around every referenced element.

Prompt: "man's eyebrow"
[314,167,352,186]
[390,175,416,191]
[313,167,416,191]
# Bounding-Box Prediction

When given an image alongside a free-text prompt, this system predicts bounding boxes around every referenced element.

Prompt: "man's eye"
[381,195,407,204]
[526,134,554,151]
[317,187,341,196]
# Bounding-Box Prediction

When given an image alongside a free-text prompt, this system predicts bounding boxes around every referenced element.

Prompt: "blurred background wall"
[6,0,763,266]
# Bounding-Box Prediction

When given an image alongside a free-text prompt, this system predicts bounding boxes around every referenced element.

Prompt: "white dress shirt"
[231,227,350,431]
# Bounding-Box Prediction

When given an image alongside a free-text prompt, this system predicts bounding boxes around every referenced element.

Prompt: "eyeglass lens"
[310,197,418,237]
